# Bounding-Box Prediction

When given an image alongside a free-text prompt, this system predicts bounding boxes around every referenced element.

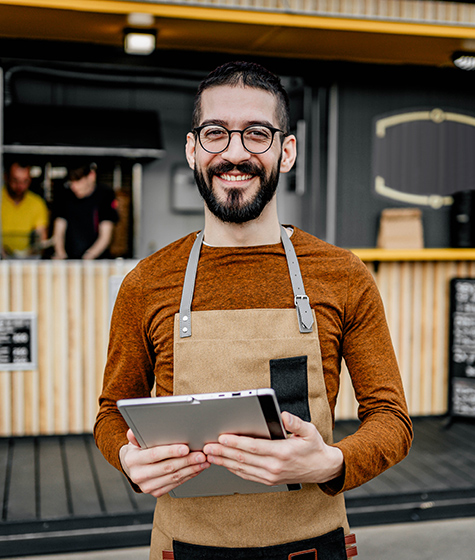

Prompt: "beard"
[194,158,281,224]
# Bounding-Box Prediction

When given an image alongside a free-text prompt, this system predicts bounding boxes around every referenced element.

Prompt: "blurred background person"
[53,162,118,260]
[1,160,49,258]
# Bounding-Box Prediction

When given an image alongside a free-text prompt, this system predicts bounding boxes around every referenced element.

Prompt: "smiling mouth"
[219,174,253,182]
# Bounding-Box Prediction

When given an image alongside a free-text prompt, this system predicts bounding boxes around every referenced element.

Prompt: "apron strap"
[179,227,313,338]
[280,225,314,333]
[179,230,204,338]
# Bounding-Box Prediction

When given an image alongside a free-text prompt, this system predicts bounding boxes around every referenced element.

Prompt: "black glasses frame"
[193,124,287,155]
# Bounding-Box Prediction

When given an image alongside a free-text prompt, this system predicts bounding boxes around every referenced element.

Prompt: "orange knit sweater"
[94,227,413,494]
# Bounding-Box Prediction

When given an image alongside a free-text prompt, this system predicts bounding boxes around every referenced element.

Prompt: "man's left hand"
[202,411,344,486]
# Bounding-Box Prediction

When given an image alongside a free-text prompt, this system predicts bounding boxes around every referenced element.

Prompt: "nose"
[220,131,251,164]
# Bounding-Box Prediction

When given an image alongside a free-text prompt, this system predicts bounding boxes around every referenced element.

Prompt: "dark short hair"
[5,159,30,174]
[68,162,97,182]
[192,61,290,133]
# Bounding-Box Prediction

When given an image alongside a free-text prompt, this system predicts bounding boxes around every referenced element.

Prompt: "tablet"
[117,388,301,498]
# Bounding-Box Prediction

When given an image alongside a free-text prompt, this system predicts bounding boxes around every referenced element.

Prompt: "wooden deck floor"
[336,416,475,526]
[1,416,475,557]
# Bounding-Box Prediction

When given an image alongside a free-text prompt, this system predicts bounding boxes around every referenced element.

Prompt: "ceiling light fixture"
[124,13,156,56]
[124,28,157,55]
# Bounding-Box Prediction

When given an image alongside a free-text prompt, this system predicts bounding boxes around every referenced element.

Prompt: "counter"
[1,250,474,436]
[335,249,475,422]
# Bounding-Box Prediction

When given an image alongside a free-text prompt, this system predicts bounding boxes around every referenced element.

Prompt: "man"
[95,62,412,559]
[1,161,49,258]
[53,162,118,259]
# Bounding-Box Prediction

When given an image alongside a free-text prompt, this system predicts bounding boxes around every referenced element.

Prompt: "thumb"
[126,428,141,447]
[282,411,313,437]
[282,412,302,434]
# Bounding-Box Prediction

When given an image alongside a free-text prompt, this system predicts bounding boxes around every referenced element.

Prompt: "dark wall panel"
[335,65,475,248]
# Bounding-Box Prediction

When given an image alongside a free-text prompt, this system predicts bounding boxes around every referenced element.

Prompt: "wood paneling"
[0,260,136,437]
[1,257,474,434]
[336,258,475,420]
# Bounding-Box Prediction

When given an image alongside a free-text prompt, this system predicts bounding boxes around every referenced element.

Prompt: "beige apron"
[150,227,350,559]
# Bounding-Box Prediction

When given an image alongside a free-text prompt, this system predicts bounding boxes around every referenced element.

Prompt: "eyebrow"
[198,119,276,128]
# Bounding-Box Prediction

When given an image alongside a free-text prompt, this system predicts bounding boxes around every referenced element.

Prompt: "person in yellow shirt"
[1,161,49,258]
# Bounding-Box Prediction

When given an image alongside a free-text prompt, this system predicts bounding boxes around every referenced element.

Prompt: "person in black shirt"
[53,163,119,260]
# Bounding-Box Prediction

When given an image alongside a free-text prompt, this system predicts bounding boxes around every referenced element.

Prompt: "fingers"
[131,441,191,467]
[134,452,210,497]
[127,428,140,447]
[282,412,315,438]
[205,434,275,457]
[202,416,328,486]
[204,436,290,485]
[204,413,316,458]
[120,437,210,497]
[204,442,286,486]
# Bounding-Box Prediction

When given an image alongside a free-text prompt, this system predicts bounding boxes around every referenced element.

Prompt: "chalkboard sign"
[449,279,475,418]
[0,312,37,371]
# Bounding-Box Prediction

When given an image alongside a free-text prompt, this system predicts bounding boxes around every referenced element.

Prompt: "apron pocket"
[270,355,311,422]
[172,527,347,559]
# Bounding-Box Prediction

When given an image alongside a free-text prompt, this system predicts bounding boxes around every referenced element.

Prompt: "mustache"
[207,161,265,178]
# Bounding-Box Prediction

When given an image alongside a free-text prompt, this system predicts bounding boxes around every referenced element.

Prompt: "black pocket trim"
[270,355,311,422]
[172,527,346,559]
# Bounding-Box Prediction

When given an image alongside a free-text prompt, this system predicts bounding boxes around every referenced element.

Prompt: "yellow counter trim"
[3,0,475,40]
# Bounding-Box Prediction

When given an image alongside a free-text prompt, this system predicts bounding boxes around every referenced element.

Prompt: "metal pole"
[326,84,339,246]
[132,163,142,259]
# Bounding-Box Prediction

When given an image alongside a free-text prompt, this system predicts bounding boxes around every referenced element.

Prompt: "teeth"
[220,174,252,182]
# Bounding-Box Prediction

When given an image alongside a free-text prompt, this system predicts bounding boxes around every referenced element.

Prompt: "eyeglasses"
[193,124,287,155]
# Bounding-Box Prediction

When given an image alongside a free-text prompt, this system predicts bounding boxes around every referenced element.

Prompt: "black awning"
[3,104,164,160]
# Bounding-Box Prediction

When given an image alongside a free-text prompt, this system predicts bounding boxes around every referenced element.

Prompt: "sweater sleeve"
[93,266,155,480]
[322,253,413,495]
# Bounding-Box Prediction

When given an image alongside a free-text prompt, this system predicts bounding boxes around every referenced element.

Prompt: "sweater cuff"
[318,449,346,496]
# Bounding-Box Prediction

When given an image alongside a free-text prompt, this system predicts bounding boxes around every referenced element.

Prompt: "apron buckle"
[294,294,314,332]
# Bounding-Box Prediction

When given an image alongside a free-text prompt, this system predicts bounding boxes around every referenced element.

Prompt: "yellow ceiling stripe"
[2,0,475,39]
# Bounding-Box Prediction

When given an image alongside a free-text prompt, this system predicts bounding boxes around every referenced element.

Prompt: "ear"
[185,132,196,170]
[279,134,297,174]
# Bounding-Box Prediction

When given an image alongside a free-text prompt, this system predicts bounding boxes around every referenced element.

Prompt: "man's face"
[69,171,96,199]
[6,164,31,201]
[186,85,296,224]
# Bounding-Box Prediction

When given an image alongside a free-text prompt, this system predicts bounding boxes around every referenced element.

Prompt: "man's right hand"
[119,429,210,497]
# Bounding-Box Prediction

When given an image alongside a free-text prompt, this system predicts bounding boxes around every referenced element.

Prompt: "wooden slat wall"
[335,259,475,420]
[1,258,474,435]
[0,260,137,437]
